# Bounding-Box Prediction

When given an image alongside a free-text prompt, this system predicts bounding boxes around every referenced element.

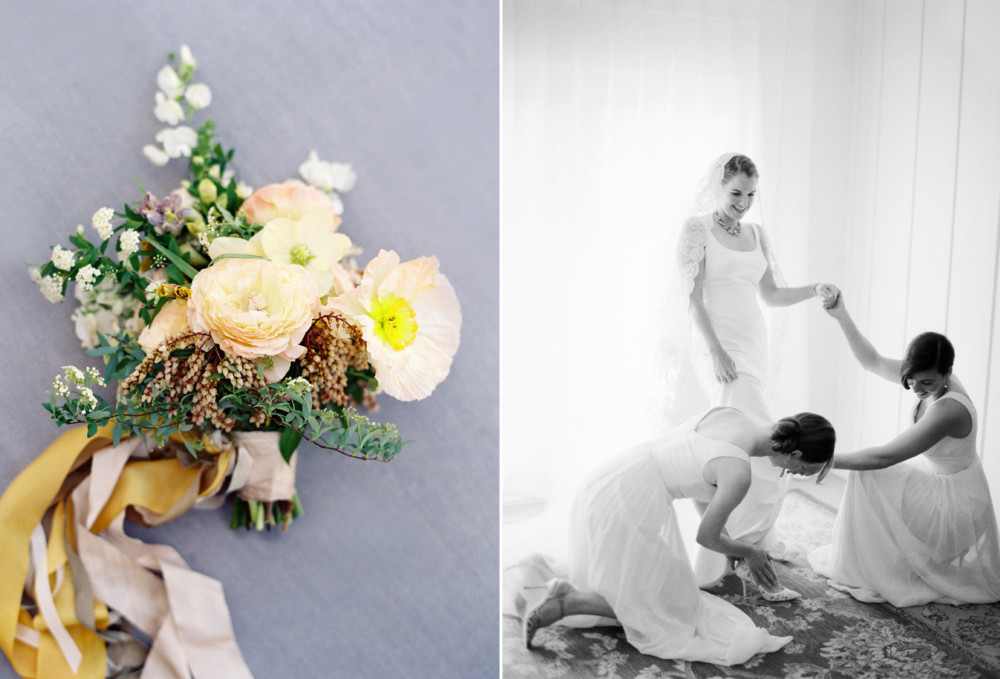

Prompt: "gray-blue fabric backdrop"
[0,1,498,677]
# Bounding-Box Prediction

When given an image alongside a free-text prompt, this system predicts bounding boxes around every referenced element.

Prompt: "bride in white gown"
[521,407,835,665]
[675,153,837,590]
[808,294,1000,607]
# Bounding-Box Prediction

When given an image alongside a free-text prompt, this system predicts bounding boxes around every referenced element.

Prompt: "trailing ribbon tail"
[0,425,254,679]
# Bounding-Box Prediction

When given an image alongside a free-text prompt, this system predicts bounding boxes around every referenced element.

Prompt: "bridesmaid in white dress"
[677,153,837,592]
[808,293,1000,606]
[523,407,835,665]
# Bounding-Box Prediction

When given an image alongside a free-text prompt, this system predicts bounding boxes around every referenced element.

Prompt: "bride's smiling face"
[716,173,757,221]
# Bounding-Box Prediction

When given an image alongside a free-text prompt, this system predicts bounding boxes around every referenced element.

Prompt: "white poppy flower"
[324,250,462,401]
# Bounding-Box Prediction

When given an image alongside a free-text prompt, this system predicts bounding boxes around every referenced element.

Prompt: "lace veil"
[650,153,788,432]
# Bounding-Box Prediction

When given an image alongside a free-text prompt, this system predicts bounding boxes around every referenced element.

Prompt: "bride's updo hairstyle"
[720,154,759,185]
[770,413,836,483]
[900,332,954,389]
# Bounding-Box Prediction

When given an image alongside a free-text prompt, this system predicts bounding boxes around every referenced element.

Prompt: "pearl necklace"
[713,211,742,237]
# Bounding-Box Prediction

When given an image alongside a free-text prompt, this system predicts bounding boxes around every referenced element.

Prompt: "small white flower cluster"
[51,245,76,271]
[118,229,141,260]
[52,365,105,414]
[75,264,100,292]
[284,376,313,397]
[194,205,227,251]
[92,207,115,241]
[85,366,106,387]
[51,376,70,397]
[77,387,99,413]
[144,45,211,167]
[37,274,65,303]
[298,151,357,215]
[63,365,85,384]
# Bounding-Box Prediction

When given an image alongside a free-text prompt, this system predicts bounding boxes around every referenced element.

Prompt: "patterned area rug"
[503,490,1000,678]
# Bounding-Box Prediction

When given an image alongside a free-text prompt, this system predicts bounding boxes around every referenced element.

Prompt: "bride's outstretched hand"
[711,348,738,383]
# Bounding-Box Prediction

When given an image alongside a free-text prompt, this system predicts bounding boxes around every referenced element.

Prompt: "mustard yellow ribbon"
[0,424,114,678]
[1,425,244,678]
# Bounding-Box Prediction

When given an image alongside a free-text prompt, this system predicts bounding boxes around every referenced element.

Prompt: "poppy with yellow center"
[371,293,419,351]
[325,249,461,401]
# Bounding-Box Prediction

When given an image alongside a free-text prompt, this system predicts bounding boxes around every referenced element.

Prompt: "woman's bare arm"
[834,397,971,470]
[824,294,901,383]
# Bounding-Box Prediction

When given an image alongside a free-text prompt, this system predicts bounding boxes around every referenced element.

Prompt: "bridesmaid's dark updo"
[900,332,954,389]
[770,413,836,481]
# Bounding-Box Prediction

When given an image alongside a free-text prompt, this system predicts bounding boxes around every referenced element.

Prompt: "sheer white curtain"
[502,0,855,506]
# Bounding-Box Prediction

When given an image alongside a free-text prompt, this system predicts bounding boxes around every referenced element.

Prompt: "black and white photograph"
[502,1,1000,677]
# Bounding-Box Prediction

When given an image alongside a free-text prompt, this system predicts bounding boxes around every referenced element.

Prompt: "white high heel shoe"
[522,578,574,649]
[734,560,801,602]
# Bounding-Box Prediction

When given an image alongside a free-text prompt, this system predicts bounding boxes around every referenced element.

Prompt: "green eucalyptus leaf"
[279,428,303,463]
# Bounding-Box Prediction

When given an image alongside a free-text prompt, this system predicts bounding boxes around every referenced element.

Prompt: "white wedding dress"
[809,391,1000,607]
[507,412,792,666]
[678,215,791,585]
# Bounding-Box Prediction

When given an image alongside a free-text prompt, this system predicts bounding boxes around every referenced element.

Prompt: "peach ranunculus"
[239,180,342,229]
[324,249,461,401]
[138,299,192,353]
[187,258,320,376]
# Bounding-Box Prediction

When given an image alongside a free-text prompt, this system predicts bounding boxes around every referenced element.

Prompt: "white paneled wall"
[954,0,1000,493]
[502,0,1000,506]
[836,0,1000,498]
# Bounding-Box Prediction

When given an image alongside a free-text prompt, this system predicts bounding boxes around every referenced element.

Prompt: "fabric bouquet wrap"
[1,45,461,679]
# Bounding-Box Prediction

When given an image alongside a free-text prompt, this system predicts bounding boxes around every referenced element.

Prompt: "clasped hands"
[814,283,840,310]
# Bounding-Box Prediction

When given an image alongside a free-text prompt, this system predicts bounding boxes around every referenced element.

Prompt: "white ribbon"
[14,623,40,648]
[29,524,82,673]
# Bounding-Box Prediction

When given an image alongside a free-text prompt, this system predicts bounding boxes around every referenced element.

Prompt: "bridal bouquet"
[2,45,460,679]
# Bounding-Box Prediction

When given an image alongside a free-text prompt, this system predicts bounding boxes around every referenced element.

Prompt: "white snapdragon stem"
[155,126,197,158]
[179,44,196,68]
[298,150,358,196]
[154,91,184,125]
[184,83,212,109]
[156,65,184,99]
[143,144,170,167]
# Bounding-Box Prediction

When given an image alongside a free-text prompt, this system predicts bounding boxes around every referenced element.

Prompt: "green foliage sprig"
[46,329,405,463]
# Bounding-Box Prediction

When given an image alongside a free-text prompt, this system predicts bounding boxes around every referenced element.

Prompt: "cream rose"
[138,299,191,353]
[239,180,342,229]
[187,258,320,362]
